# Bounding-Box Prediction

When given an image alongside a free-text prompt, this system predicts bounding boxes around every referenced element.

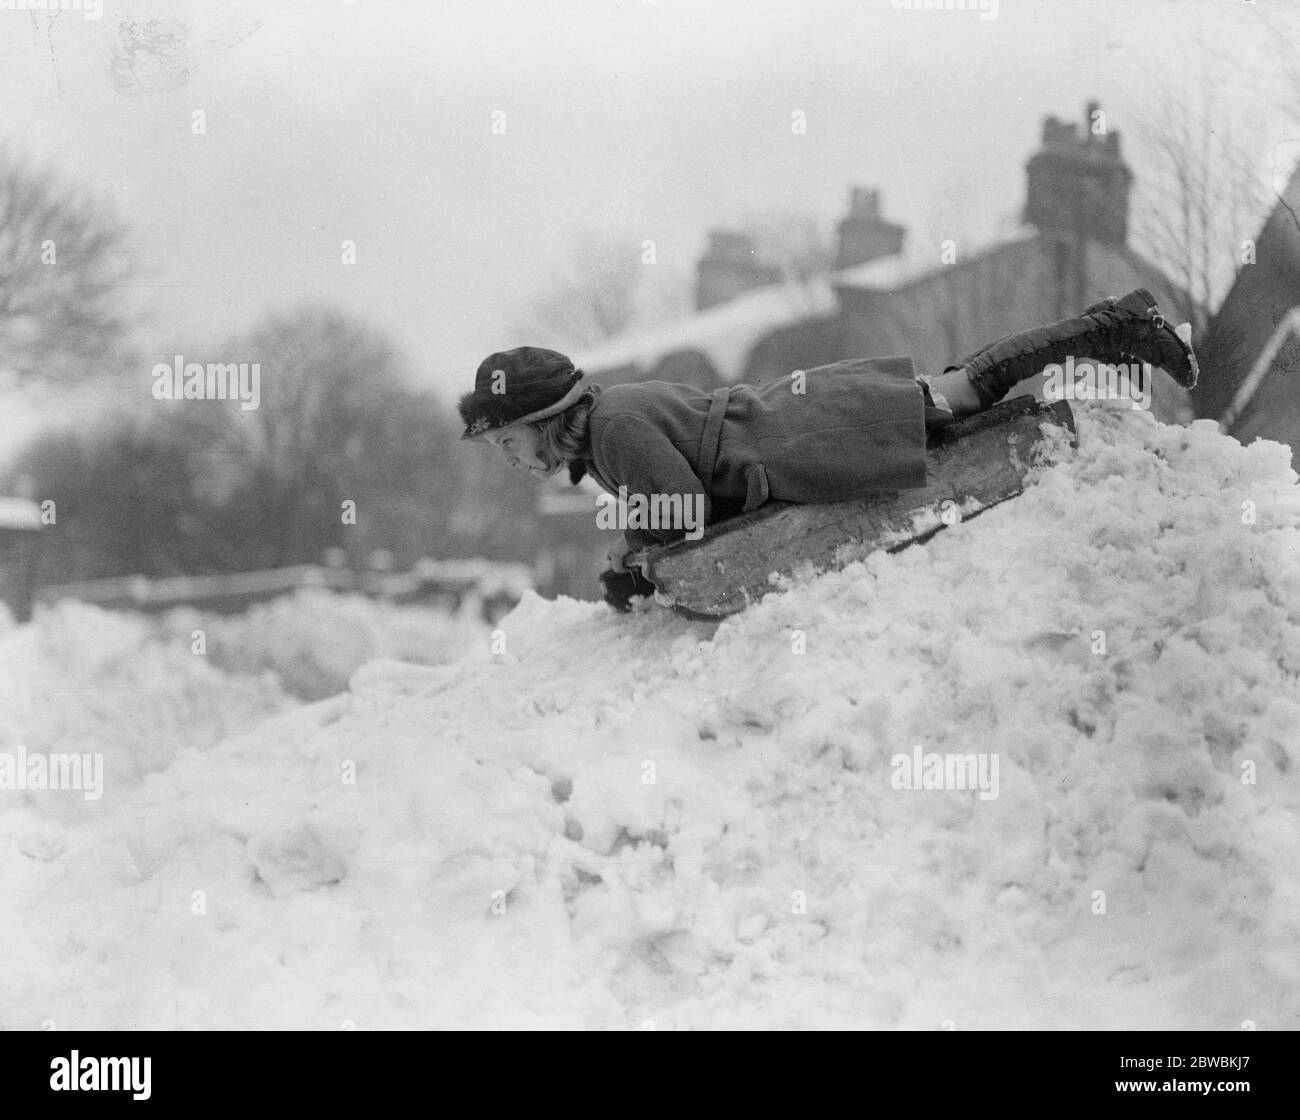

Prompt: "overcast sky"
[1,0,1297,405]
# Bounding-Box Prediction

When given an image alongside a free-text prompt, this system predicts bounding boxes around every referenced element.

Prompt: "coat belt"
[695,386,731,492]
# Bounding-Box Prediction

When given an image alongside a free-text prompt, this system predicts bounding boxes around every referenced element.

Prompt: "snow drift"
[158,589,491,701]
[4,405,1300,1029]
[0,599,291,810]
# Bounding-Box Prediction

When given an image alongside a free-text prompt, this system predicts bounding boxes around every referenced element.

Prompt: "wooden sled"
[627,395,1077,620]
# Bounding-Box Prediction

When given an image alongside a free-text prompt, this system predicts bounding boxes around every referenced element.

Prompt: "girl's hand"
[605,535,634,572]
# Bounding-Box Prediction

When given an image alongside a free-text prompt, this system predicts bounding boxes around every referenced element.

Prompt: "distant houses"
[574,100,1196,423]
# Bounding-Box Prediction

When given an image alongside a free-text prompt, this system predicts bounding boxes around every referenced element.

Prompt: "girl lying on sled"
[458,289,1196,608]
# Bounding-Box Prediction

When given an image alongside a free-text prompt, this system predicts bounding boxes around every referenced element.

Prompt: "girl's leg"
[939,289,1197,412]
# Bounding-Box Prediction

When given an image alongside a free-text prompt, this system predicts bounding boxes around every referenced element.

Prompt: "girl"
[459,288,1196,597]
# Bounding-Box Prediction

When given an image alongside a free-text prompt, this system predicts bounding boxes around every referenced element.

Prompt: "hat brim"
[460,373,587,440]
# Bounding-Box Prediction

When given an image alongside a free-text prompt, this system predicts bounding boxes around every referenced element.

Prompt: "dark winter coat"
[583,357,929,550]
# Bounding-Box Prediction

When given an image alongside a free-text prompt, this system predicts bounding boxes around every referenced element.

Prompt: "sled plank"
[632,396,1076,619]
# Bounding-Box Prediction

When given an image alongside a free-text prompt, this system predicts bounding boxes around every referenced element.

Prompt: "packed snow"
[3,404,1300,1029]
[0,590,489,808]
[158,589,491,701]
[0,600,292,811]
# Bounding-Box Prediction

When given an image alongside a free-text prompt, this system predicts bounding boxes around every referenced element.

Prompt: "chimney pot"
[1025,100,1133,245]
[835,185,906,270]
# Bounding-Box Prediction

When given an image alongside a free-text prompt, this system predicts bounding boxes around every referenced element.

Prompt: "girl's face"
[485,424,561,478]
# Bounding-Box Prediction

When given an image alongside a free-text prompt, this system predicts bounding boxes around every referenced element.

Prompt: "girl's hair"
[528,383,601,484]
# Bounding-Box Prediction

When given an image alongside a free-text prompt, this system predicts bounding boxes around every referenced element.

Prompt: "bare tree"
[1249,3,1300,242]
[0,146,135,383]
[1128,56,1275,340]
[1127,26,1300,423]
[217,307,413,568]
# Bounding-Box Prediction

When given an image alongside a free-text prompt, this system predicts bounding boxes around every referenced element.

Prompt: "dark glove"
[599,567,656,612]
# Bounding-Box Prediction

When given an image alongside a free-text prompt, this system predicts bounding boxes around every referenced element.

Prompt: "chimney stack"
[1024,100,1133,245]
[835,187,906,270]
[694,231,782,311]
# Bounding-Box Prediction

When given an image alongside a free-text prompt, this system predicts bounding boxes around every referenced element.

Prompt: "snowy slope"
[4,405,1300,1029]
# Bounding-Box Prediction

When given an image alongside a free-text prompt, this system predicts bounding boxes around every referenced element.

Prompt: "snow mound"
[0,600,291,818]
[158,589,491,700]
[5,406,1300,1029]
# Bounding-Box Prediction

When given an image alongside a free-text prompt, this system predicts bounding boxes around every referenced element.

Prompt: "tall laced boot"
[941,293,1117,373]
[951,288,1198,410]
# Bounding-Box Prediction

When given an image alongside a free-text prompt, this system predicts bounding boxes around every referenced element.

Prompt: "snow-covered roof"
[0,496,41,531]
[834,227,1040,293]
[830,253,921,291]
[1220,305,1300,432]
[572,278,837,381]
[573,227,1045,382]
